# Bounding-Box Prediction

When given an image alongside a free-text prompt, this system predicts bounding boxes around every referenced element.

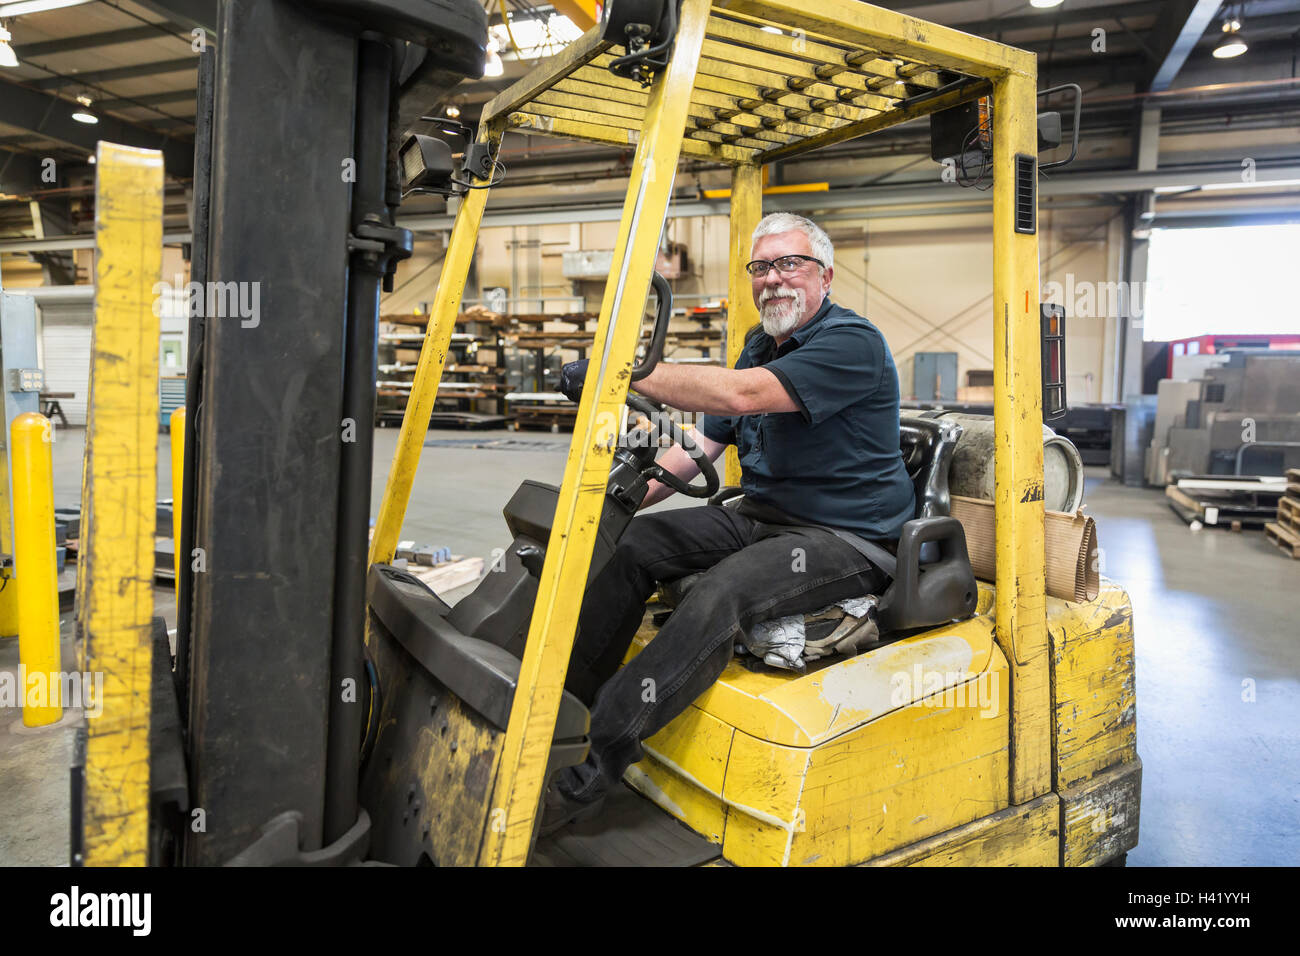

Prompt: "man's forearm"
[637,440,703,510]
[632,363,745,415]
[631,361,798,417]
[640,478,675,509]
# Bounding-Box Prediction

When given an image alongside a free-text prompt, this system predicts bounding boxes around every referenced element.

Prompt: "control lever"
[515,544,544,578]
[630,271,671,382]
[558,271,672,403]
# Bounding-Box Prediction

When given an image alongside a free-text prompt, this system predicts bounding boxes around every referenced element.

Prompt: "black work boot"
[538,783,606,838]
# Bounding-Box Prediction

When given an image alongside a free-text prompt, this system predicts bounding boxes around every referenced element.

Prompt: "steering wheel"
[625,392,720,499]
[625,273,719,499]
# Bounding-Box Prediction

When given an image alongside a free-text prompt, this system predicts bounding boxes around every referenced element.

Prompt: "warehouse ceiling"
[2,0,1299,258]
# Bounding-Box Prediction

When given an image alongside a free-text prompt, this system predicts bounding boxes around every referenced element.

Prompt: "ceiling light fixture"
[1213,14,1248,58]
[72,92,97,124]
[445,103,461,119]
[0,0,95,16]
[1029,0,1065,8]
[0,24,18,68]
[484,38,504,78]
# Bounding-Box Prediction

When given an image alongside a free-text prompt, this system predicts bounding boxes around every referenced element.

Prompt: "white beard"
[759,288,805,338]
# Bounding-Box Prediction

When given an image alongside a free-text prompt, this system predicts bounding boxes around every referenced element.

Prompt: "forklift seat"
[876,416,978,631]
[663,416,977,636]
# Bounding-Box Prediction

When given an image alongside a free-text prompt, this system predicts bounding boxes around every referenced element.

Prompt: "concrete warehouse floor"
[1,425,1296,866]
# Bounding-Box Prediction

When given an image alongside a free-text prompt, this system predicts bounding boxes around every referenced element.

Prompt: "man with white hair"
[544,212,914,834]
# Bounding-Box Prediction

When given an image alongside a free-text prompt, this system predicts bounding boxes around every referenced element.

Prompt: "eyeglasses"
[745,254,824,277]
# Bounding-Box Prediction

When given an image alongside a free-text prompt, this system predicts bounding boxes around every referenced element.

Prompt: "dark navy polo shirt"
[699,296,915,540]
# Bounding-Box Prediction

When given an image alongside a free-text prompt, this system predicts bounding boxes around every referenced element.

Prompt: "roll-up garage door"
[39,302,93,426]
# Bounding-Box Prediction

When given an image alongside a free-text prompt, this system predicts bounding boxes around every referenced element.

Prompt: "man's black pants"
[553,504,886,804]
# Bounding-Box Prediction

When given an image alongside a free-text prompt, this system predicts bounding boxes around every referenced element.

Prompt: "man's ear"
[822,265,834,294]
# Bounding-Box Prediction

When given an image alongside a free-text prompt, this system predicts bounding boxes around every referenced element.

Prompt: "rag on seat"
[737,595,880,672]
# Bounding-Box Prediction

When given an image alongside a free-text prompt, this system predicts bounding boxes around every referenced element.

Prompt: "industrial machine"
[72,0,1140,867]
[1150,351,1300,484]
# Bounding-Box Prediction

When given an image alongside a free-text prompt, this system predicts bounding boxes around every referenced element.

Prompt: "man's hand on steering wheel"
[624,394,719,499]
[559,358,588,403]
[555,272,716,498]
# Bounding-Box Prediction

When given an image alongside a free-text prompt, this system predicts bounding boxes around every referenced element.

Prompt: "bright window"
[1142,224,1300,341]
[491,14,583,59]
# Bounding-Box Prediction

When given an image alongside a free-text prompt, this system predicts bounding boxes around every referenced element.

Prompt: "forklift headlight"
[399,133,456,196]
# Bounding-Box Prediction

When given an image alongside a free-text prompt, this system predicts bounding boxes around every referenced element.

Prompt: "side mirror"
[1037,111,1062,151]
[1037,84,1081,170]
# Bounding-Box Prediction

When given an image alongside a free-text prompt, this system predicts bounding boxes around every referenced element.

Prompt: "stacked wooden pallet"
[506,394,578,432]
[1165,475,1284,530]
[1264,469,1300,558]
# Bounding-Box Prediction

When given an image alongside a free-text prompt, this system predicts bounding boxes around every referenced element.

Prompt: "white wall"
[383,200,1126,402]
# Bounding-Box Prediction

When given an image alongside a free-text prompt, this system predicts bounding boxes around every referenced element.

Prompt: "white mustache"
[759,287,804,338]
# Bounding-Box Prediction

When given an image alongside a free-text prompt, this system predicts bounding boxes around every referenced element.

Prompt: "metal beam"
[4,159,1299,253]
[397,161,1300,228]
[0,148,42,195]
[548,0,600,31]
[131,0,218,34]
[2,285,94,302]
[1150,209,1300,228]
[963,1,1166,36]
[0,231,193,253]
[1145,0,1223,92]
[137,116,196,130]
[0,78,194,178]
[30,57,197,90]
[1117,95,1164,435]
[14,23,186,58]
[28,197,76,283]
[96,89,196,111]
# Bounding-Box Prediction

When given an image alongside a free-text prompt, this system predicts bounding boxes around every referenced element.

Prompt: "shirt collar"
[788,294,834,346]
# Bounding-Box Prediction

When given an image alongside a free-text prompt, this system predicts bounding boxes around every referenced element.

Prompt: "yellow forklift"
[72,0,1139,867]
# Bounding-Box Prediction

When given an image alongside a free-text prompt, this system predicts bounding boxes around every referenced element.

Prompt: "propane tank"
[925,411,1085,513]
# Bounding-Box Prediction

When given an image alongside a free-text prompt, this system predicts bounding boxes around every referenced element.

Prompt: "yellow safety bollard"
[169,406,185,585]
[0,567,17,638]
[0,444,19,638]
[11,412,62,727]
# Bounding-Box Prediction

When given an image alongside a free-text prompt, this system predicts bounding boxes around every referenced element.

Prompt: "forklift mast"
[171,0,485,865]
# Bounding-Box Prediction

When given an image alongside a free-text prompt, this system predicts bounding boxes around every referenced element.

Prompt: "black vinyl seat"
[876,417,978,632]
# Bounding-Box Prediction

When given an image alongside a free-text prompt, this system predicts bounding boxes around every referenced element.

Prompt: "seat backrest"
[898,416,963,521]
